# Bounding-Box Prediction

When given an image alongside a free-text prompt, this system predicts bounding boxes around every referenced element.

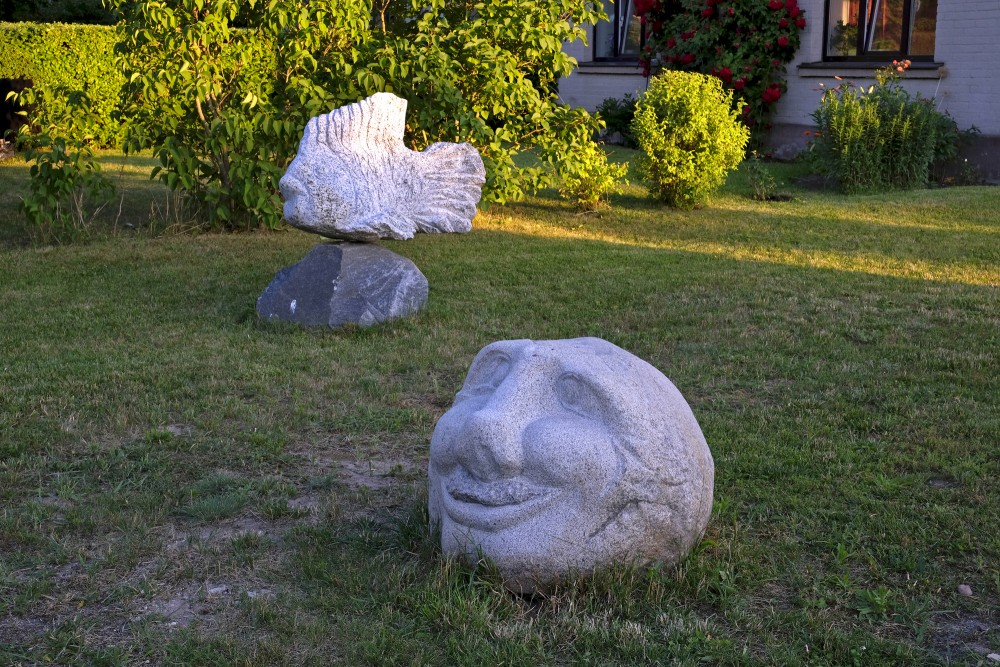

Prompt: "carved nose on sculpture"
[460,408,524,481]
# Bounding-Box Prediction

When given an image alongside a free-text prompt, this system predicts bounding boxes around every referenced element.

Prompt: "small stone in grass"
[957,584,973,597]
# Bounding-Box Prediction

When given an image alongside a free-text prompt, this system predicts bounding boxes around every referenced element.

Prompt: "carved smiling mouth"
[442,470,556,532]
[448,478,544,506]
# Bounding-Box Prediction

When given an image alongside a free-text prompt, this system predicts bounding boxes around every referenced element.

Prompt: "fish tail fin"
[407,142,487,235]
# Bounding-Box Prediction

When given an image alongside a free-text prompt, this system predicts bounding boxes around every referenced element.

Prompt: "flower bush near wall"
[634,0,807,138]
[808,61,966,193]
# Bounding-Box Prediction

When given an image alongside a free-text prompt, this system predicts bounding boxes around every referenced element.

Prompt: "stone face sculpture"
[279,92,486,242]
[428,337,714,593]
[256,243,428,328]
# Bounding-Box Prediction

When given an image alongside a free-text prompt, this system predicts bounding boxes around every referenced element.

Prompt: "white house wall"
[927,0,1000,137]
[559,33,649,111]
[777,0,1000,137]
[560,2,999,177]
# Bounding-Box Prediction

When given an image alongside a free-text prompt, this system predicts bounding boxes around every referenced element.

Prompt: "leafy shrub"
[596,94,636,146]
[20,88,115,242]
[631,71,748,209]
[808,62,963,193]
[557,141,627,211]
[0,22,123,146]
[634,0,807,138]
[114,0,286,230]
[110,0,615,231]
[931,125,983,185]
[745,151,778,201]
[372,1,609,207]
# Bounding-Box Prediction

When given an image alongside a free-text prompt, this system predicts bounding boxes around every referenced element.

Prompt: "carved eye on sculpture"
[462,352,511,396]
[556,373,602,419]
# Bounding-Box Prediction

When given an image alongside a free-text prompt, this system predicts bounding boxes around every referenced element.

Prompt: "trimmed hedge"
[2,0,116,23]
[0,22,123,145]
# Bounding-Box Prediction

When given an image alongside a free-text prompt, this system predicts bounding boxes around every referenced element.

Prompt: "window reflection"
[909,0,936,56]
[594,0,642,59]
[824,0,935,60]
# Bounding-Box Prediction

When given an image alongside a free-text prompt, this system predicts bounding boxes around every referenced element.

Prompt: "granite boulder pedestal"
[256,243,428,328]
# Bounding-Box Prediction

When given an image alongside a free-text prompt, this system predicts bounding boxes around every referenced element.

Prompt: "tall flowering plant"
[635,0,806,135]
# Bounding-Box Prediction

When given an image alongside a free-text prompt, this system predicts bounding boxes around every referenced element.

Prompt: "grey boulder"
[257,243,428,328]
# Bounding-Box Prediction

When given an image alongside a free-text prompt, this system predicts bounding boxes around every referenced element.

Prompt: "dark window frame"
[822,0,935,62]
[592,0,645,62]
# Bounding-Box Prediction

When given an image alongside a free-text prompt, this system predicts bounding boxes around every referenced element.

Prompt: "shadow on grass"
[1,221,997,664]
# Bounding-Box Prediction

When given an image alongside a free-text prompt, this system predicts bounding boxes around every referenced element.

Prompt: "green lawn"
[1,151,998,665]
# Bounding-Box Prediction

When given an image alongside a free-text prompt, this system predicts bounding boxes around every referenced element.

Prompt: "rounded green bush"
[631,70,749,209]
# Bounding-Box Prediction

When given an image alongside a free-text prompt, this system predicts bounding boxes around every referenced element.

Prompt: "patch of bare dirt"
[287,436,424,491]
[164,516,275,551]
[137,581,223,630]
[287,491,322,515]
[0,615,49,645]
[123,449,423,632]
[927,476,960,489]
[337,458,421,491]
[164,423,194,437]
[135,579,275,631]
[117,518,285,634]
[2,447,426,656]
[931,613,1000,663]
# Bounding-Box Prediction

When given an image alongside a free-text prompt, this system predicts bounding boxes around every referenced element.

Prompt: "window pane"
[620,0,642,56]
[908,0,936,56]
[865,0,903,53]
[827,0,860,56]
[594,0,641,58]
[594,0,616,58]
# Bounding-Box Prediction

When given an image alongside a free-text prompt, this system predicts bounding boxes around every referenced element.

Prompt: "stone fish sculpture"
[279,92,486,242]
[428,338,714,594]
